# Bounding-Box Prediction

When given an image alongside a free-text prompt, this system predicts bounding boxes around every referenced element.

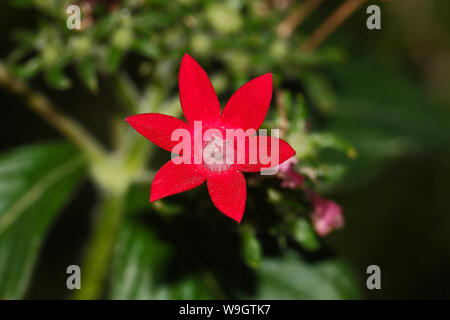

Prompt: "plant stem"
[74,189,126,300]
[276,0,324,38]
[276,90,289,139]
[75,71,151,299]
[301,0,365,53]
[0,62,107,162]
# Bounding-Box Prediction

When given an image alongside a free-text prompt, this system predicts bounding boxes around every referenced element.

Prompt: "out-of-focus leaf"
[77,58,98,92]
[290,218,320,251]
[325,58,450,189]
[106,46,124,73]
[44,65,71,90]
[241,226,262,269]
[249,250,361,299]
[11,58,42,79]
[331,58,450,149]
[133,39,160,58]
[8,0,33,8]
[109,218,214,299]
[311,133,357,159]
[304,73,337,114]
[0,142,86,299]
[11,29,36,46]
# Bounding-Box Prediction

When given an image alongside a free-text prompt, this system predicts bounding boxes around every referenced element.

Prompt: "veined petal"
[220,73,272,131]
[126,113,191,153]
[237,136,296,172]
[179,54,221,125]
[207,170,246,223]
[150,159,207,202]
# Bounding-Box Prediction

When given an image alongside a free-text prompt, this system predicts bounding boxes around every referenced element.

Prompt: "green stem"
[0,62,107,162]
[74,189,126,300]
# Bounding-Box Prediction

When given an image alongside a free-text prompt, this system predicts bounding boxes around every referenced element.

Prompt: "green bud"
[112,28,134,50]
[70,36,92,57]
[270,40,288,59]
[267,188,282,203]
[42,46,59,66]
[206,3,243,34]
[291,218,320,251]
[191,33,211,55]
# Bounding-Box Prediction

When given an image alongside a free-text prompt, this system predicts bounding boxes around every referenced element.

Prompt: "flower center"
[202,135,233,172]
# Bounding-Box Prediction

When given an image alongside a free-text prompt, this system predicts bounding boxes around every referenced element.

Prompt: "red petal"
[220,73,272,131]
[126,113,191,153]
[150,159,206,202]
[238,136,296,172]
[179,54,221,125]
[207,170,246,223]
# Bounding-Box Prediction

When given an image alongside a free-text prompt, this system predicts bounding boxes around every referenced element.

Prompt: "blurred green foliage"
[0,143,85,299]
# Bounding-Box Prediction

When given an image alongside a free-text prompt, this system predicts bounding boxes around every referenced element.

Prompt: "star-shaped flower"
[126,54,295,222]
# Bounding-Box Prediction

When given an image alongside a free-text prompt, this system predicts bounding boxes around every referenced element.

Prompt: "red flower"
[126,54,295,222]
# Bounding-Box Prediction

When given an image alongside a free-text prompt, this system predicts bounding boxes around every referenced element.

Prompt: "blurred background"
[1,0,450,300]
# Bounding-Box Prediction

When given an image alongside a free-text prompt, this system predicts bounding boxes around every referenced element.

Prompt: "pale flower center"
[202,135,233,172]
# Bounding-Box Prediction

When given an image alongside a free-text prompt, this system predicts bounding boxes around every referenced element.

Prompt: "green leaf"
[290,218,320,251]
[106,46,124,73]
[325,57,450,189]
[11,29,36,46]
[133,39,161,58]
[44,66,71,90]
[241,226,262,269]
[0,142,86,299]
[311,132,357,159]
[331,58,450,149]
[250,250,361,299]
[303,73,337,114]
[109,218,214,299]
[77,58,98,92]
[11,58,42,79]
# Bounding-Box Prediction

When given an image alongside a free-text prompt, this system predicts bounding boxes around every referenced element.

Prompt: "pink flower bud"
[309,193,344,236]
[277,157,304,188]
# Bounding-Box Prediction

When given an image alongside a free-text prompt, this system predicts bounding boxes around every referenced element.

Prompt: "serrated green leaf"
[0,142,86,299]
